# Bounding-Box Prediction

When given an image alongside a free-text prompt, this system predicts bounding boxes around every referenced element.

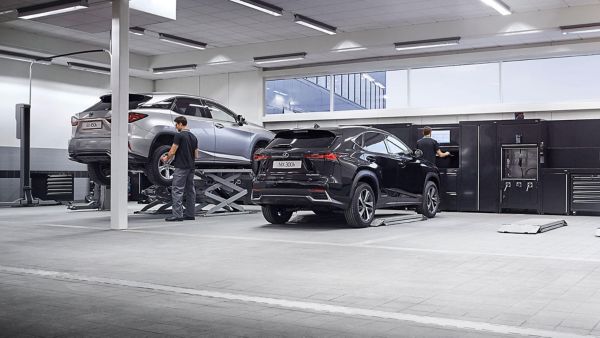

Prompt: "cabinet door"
[459,124,478,211]
[542,172,568,215]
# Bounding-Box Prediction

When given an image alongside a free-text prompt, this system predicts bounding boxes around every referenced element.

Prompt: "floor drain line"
[0,265,591,338]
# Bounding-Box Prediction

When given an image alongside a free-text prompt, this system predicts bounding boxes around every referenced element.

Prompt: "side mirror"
[237,115,246,126]
[414,149,423,158]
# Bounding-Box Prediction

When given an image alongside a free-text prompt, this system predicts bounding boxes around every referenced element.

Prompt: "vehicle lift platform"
[135,168,254,217]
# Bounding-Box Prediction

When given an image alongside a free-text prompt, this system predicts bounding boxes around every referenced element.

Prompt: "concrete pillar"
[110,0,129,230]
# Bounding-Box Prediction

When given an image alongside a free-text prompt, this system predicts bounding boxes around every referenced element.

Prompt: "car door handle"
[215,123,224,129]
[366,155,376,162]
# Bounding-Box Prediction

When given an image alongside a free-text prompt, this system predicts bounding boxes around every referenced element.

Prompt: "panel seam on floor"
[0,265,592,338]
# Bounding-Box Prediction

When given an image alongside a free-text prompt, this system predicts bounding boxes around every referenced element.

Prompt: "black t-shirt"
[416,137,440,165]
[172,130,198,169]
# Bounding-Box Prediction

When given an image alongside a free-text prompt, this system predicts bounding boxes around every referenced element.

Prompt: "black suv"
[252,126,441,227]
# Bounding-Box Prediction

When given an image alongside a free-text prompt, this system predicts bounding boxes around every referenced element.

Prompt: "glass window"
[363,132,388,154]
[349,75,355,102]
[265,77,331,114]
[173,97,203,116]
[385,136,411,155]
[204,100,237,123]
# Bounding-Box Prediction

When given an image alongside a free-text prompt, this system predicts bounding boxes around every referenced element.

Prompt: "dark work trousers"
[171,168,196,218]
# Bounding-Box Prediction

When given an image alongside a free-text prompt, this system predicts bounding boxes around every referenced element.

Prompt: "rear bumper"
[252,180,347,209]
[68,137,146,164]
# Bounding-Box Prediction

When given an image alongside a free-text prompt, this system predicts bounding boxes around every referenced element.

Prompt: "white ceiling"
[1,0,600,78]
[1,0,600,55]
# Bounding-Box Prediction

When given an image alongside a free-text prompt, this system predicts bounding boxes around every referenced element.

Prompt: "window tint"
[173,97,202,116]
[363,132,388,154]
[139,97,175,110]
[268,130,336,149]
[205,101,237,123]
[385,136,411,155]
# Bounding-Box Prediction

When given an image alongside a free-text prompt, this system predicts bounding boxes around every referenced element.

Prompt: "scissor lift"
[135,168,254,217]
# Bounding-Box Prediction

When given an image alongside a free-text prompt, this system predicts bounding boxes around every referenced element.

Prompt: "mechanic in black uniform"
[161,116,199,222]
[416,126,450,165]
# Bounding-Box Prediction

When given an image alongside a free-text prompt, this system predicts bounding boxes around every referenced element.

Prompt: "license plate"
[81,120,102,129]
[273,161,302,169]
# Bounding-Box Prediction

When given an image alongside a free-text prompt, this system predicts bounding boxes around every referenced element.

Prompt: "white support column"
[110,0,129,230]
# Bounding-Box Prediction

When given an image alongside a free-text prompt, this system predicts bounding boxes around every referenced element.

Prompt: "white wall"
[0,58,153,149]
[154,70,264,125]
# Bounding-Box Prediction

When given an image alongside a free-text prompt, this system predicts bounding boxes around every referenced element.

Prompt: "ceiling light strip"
[254,52,307,64]
[560,22,600,35]
[18,0,89,20]
[394,37,461,51]
[67,62,110,75]
[229,0,282,16]
[294,14,337,35]
[153,64,198,74]
[480,0,511,16]
[158,33,207,50]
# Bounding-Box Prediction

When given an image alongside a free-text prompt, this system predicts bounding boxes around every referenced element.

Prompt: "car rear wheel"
[344,183,375,228]
[261,206,293,224]
[417,181,439,218]
[87,162,111,186]
[145,145,175,187]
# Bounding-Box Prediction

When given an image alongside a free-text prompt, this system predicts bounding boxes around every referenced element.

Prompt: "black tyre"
[262,206,293,224]
[417,181,439,218]
[344,182,376,228]
[87,162,111,186]
[145,145,175,186]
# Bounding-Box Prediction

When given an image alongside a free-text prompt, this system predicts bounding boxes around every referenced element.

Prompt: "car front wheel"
[344,182,375,228]
[417,181,439,218]
[87,162,111,186]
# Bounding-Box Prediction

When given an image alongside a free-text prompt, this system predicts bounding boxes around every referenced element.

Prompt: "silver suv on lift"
[68,93,274,186]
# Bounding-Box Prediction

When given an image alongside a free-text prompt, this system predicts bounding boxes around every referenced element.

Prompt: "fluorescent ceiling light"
[158,33,207,50]
[18,0,88,20]
[129,27,145,36]
[294,14,337,35]
[560,22,600,35]
[254,52,307,65]
[0,50,36,62]
[480,0,511,16]
[229,0,282,16]
[153,64,198,74]
[332,46,367,53]
[67,62,110,75]
[394,37,461,51]
[207,60,234,66]
[273,90,288,96]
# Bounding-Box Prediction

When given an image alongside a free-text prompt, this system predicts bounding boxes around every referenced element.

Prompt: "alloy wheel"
[158,151,175,180]
[426,185,439,214]
[357,188,374,222]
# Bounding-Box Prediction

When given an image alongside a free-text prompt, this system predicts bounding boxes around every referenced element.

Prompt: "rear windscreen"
[84,94,151,112]
[268,130,336,149]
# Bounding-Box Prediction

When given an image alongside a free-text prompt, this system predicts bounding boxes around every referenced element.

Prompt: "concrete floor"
[1,204,600,338]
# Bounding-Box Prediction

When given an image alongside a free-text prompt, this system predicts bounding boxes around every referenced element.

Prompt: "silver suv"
[68,93,275,186]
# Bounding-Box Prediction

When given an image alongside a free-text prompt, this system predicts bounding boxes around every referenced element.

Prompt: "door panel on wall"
[459,124,478,211]
[479,123,499,212]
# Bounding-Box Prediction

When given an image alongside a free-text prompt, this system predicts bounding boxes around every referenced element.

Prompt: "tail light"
[304,153,338,161]
[254,154,270,161]
[128,112,148,123]
[71,116,79,126]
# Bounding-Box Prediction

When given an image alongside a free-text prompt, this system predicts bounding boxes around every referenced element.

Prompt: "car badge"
[283,152,289,158]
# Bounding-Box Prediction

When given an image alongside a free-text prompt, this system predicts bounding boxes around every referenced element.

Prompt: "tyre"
[145,145,175,186]
[87,162,111,186]
[344,182,376,228]
[417,181,439,218]
[261,206,293,224]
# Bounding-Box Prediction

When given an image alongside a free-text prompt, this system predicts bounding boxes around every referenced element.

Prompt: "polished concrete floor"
[1,204,600,338]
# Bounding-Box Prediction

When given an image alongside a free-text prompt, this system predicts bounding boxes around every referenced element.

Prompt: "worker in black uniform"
[416,126,450,165]
[161,116,199,222]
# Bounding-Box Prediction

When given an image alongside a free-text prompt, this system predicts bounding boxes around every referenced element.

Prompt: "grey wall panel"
[0,146,86,171]
[74,178,89,201]
[0,178,20,202]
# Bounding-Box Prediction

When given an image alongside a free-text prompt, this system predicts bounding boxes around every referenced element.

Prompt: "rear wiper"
[272,144,292,148]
